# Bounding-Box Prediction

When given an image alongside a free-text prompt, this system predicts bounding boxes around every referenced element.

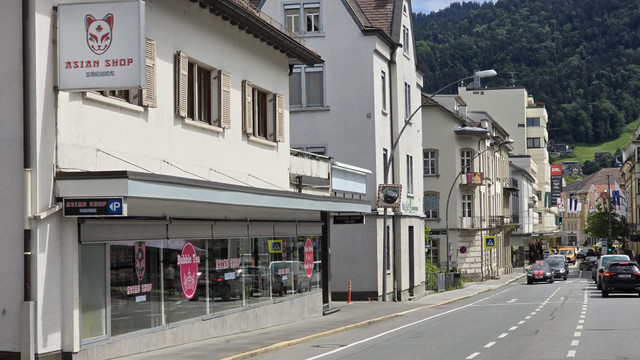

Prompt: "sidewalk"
[116,270,525,360]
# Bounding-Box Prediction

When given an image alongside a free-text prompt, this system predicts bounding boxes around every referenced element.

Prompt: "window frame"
[402,25,410,56]
[283,2,323,36]
[462,193,473,218]
[404,82,411,119]
[289,64,325,109]
[243,80,285,143]
[423,149,438,176]
[424,191,439,219]
[526,117,541,126]
[461,149,474,173]
[406,154,414,195]
[381,70,387,113]
[527,137,541,148]
[175,51,230,129]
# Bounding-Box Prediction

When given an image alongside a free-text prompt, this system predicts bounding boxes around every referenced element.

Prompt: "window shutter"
[175,51,188,118]
[219,70,231,129]
[305,69,323,107]
[142,38,157,107]
[242,80,253,134]
[275,93,285,142]
[289,70,302,107]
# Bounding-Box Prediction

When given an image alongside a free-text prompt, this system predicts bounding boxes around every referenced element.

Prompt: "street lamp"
[444,138,514,277]
[380,70,497,301]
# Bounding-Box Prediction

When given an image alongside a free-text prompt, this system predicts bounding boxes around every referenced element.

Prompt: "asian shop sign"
[57,1,145,91]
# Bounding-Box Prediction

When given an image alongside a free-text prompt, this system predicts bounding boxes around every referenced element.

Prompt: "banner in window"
[58,1,145,91]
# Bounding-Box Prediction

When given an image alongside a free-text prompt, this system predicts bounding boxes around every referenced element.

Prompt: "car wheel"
[602,290,609,298]
[564,275,568,280]
[527,279,532,284]
[549,278,554,283]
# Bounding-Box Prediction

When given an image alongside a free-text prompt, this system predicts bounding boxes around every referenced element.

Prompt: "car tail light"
[604,272,615,277]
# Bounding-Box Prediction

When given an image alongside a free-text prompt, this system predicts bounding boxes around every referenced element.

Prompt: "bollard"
[347,280,352,304]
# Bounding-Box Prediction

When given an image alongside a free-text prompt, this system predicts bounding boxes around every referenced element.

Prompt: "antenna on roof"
[508,72,518,87]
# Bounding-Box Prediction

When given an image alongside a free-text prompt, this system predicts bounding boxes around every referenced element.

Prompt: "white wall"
[0,0,26,353]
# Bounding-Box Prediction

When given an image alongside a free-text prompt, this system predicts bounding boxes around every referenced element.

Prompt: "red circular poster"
[304,238,314,278]
[178,242,200,299]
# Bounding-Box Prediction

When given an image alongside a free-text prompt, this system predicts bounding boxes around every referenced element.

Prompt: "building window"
[404,82,411,119]
[94,39,157,108]
[462,193,473,217]
[402,25,410,55]
[407,154,414,195]
[526,117,541,126]
[290,65,324,108]
[461,149,473,173]
[423,149,438,176]
[381,71,387,112]
[284,2,321,35]
[527,137,541,148]
[424,192,439,219]
[243,81,284,142]
[175,51,230,128]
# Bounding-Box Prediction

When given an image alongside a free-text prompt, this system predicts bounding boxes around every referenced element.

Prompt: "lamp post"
[380,70,497,301]
[444,138,513,277]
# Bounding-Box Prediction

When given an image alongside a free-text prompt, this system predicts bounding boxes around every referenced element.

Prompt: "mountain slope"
[413,0,640,145]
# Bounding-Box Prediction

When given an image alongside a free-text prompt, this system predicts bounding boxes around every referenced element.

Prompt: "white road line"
[574,332,582,337]
[571,340,579,346]
[509,326,518,331]
[525,316,531,319]
[567,350,576,357]
[578,320,584,324]
[518,321,525,324]
[498,333,508,338]
[484,342,496,348]
[466,352,481,359]
[576,325,583,330]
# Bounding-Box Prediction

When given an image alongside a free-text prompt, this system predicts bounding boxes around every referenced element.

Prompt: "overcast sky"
[412,0,482,14]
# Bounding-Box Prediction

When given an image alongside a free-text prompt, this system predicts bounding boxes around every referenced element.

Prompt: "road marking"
[574,332,581,337]
[466,352,480,359]
[567,350,576,357]
[571,340,579,346]
[525,316,531,319]
[484,342,496,348]
[578,320,584,324]
[518,321,525,324]
[576,325,583,330]
[498,333,508,338]
[509,326,518,331]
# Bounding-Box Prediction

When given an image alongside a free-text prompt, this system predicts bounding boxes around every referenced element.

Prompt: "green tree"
[583,203,628,240]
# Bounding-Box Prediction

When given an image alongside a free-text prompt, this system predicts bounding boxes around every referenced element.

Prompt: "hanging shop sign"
[57,0,145,91]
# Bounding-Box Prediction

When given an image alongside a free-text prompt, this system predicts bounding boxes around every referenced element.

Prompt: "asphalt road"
[249,265,640,360]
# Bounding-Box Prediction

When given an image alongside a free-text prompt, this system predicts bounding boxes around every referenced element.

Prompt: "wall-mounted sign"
[268,240,283,253]
[58,1,145,91]
[334,215,365,224]
[63,198,125,216]
[483,235,497,249]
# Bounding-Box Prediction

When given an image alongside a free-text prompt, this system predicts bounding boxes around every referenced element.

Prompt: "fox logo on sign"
[483,236,497,249]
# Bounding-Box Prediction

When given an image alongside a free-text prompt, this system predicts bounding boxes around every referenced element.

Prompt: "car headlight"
[560,269,566,273]
[546,272,552,276]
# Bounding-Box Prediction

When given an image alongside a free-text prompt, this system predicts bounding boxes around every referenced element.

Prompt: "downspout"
[22,0,31,304]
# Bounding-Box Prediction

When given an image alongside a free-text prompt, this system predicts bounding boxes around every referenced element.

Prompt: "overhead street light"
[380,70,498,301]
[444,137,514,277]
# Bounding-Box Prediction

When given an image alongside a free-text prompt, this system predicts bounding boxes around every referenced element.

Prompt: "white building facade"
[4,1,370,359]
[254,0,426,301]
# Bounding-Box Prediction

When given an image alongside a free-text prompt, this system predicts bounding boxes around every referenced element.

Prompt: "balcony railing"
[489,216,505,227]
[502,177,518,190]
[459,216,483,229]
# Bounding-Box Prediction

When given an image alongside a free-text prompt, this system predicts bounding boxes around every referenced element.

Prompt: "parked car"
[579,256,598,271]
[546,255,569,280]
[558,247,577,264]
[526,262,555,284]
[593,254,630,290]
[601,261,640,297]
[577,248,596,260]
[270,261,312,294]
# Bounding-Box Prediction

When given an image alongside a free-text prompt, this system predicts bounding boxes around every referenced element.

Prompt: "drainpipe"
[22,0,32,304]
[388,43,401,301]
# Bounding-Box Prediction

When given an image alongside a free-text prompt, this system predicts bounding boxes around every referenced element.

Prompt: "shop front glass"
[81,235,323,341]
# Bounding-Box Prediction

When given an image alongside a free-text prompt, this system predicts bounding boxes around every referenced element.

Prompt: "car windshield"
[560,249,573,255]
[530,265,548,271]
[602,256,629,266]
[546,259,564,267]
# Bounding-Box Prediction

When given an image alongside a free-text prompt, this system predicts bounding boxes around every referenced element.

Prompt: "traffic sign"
[484,235,497,249]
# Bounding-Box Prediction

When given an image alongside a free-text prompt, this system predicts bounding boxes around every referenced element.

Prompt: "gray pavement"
[115,270,525,360]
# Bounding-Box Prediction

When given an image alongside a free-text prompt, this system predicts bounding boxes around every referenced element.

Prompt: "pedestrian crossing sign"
[484,235,497,249]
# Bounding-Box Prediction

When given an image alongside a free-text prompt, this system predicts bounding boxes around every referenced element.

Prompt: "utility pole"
[607,174,612,252]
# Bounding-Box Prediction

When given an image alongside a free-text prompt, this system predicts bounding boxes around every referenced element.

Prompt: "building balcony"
[502,177,519,191]
[490,215,505,227]
[458,216,483,229]
[459,172,484,186]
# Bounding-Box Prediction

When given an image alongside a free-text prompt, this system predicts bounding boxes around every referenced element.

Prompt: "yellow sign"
[268,240,283,253]
[484,235,497,249]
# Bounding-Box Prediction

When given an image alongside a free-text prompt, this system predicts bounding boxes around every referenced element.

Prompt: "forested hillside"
[413,0,640,145]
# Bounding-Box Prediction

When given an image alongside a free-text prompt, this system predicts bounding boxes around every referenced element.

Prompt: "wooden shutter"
[275,93,285,142]
[243,80,253,134]
[219,70,231,129]
[175,51,188,118]
[142,39,157,107]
